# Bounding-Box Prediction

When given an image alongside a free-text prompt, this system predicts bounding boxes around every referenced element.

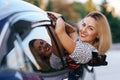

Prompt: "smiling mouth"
[80,33,86,37]
[45,44,51,52]
[46,47,50,51]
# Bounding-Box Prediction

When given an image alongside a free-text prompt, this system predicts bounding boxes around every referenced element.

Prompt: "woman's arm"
[55,18,76,54]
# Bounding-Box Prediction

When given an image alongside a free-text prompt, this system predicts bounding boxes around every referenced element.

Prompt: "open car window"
[6,20,67,73]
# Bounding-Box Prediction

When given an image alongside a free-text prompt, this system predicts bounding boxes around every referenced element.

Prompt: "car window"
[6,20,67,73]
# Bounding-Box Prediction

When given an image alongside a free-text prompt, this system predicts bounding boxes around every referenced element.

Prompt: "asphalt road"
[95,50,120,80]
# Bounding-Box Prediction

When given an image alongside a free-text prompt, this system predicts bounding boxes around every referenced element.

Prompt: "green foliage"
[34,0,39,7]
[109,17,120,43]
[84,0,97,12]
[24,0,29,2]
[73,2,88,19]
[45,0,53,11]
[23,0,40,7]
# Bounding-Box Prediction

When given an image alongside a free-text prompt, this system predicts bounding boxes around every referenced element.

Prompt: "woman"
[55,11,112,79]
[55,11,112,62]
[29,39,53,71]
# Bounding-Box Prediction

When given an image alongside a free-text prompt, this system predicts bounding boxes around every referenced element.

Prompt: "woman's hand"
[55,18,76,54]
[55,17,66,35]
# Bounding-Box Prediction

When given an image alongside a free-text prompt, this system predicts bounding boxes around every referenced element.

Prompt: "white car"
[0,0,96,80]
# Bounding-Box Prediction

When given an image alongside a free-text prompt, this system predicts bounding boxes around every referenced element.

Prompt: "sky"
[74,0,120,16]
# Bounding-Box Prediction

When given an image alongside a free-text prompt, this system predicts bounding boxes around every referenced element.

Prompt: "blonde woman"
[55,11,112,79]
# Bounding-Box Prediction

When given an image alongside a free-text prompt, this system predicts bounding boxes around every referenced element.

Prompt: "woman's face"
[78,17,98,44]
[33,39,52,57]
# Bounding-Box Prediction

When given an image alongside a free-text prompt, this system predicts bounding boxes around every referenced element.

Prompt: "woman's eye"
[40,41,44,45]
[82,22,86,27]
[89,27,94,31]
[90,28,93,30]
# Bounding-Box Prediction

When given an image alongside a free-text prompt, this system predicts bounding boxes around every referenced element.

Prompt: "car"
[0,0,95,80]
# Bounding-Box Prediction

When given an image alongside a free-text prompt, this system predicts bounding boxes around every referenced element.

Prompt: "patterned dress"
[50,38,98,69]
[69,38,98,64]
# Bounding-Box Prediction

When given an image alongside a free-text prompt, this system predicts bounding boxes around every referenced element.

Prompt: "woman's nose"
[81,27,87,32]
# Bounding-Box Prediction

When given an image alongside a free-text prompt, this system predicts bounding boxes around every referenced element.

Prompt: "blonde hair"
[86,11,112,54]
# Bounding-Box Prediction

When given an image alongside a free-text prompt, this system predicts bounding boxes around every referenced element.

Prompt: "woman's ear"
[96,33,99,39]
[95,35,99,42]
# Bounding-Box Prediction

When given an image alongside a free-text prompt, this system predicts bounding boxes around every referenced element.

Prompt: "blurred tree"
[51,0,80,24]
[24,0,41,7]
[46,0,53,11]
[73,2,88,19]
[34,0,39,7]
[24,0,34,4]
[100,0,120,43]
[84,0,97,13]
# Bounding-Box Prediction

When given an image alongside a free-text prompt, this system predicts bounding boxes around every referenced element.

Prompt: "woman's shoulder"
[75,38,98,52]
